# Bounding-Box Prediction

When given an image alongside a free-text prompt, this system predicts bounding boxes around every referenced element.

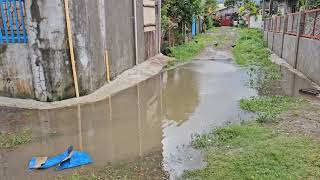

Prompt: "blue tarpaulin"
[28,146,93,171]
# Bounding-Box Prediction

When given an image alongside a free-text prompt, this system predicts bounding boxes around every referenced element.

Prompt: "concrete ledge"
[0,54,169,110]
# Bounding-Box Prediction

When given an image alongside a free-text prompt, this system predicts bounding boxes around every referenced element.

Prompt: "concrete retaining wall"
[272,32,283,57]
[0,0,159,102]
[281,34,297,67]
[264,30,320,85]
[267,32,274,49]
[296,37,320,85]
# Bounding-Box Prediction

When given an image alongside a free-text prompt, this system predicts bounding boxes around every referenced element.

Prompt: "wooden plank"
[64,0,80,98]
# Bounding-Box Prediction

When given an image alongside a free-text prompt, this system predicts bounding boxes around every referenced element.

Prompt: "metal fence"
[265,9,320,40]
[302,9,320,40]
[0,0,27,44]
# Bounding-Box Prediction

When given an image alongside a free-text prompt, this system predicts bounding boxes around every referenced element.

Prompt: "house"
[215,4,238,26]
[263,0,298,15]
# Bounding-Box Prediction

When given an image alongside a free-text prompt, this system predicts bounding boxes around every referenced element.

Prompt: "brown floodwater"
[0,58,317,180]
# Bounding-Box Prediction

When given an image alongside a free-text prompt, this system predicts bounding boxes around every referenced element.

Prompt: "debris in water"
[28,146,93,171]
[299,88,320,96]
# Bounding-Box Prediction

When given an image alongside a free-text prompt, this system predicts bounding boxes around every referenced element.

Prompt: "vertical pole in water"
[64,0,80,98]
[137,84,142,157]
[77,105,83,151]
[133,0,139,65]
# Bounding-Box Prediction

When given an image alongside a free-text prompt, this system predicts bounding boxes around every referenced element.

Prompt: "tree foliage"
[162,0,203,26]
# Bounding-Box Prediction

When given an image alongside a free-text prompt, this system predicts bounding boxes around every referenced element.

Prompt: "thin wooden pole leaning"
[64,0,80,98]
[105,50,111,83]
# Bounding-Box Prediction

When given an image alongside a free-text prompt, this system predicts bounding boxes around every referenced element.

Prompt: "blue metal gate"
[0,0,27,43]
[192,16,196,37]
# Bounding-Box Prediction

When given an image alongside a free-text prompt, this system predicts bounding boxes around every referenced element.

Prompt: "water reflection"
[1,59,301,180]
[0,76,164,180]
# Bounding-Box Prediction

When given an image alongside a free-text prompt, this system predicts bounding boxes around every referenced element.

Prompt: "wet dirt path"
[0,27,318,180]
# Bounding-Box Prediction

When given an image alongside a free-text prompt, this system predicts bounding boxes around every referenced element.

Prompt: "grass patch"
[240,96,304,123]
[0,131,32,149]
[233,28,280,94]
[168,34,213,63]
[185,123,320,179]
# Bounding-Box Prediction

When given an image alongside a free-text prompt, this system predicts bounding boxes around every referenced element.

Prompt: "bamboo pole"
[64,0,80,98]
[105,50,111,83]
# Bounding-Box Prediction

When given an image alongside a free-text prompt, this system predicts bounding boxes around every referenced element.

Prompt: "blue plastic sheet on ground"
[57,151,93,170]
[28,146,93,171]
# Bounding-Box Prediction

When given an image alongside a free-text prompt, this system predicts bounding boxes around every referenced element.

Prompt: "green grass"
[185,123,320,179]
[0,131,32,149]
[233,28,281,93]
[240,96,304,123]
[169,34,213,62]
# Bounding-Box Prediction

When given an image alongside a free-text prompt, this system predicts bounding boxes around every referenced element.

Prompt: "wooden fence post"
[293,10,305,69]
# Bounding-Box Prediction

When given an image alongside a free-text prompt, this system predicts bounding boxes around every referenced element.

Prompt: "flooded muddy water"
[0,58,317,180]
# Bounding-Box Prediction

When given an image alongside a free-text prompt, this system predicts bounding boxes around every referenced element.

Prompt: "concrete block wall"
[0,44,34,98]
[0,0,159,101]
[264,31,320,85]
[296,37,320,85]
[272,33,283,57]
[281,34,297,67]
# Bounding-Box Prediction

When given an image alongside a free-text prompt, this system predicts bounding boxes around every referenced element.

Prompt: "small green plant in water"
[240,96,304,123]
[233,28,281,94]
[0,131,32,149]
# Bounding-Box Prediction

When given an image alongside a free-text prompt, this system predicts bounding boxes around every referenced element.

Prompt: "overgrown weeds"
[0,131,32,149]
[166,34,213,68]
[240,96,305,123]
[233,28,280,94]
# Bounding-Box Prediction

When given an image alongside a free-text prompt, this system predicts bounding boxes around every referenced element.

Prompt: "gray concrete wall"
[296,37,320,85]
[69,0,107,96]
[0,44,34,98]
[25,0,75,101]
[282,34,297,67]
[267,32,273,49]
[273,32,283,57]
[105,0,136,79]
[0,0,156,101]
[263,31,268,42]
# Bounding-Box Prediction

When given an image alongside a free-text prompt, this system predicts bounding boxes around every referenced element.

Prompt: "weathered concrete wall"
[0,0,156,102]
[0,44,34,98]
[137,0,146,64]
[282,34,297,67]
[263,31,268,42]
[273,32,283,57]
[25,0,75,101]
[296,37,320,85]
[267,32,273,49]
[105,0,136,78]
[145,31,158,59]
[69,0,107,96]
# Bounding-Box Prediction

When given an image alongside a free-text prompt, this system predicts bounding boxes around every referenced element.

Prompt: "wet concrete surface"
[0,49,318,179]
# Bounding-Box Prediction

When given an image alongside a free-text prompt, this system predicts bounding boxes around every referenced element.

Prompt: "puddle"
[0,57,317,180]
